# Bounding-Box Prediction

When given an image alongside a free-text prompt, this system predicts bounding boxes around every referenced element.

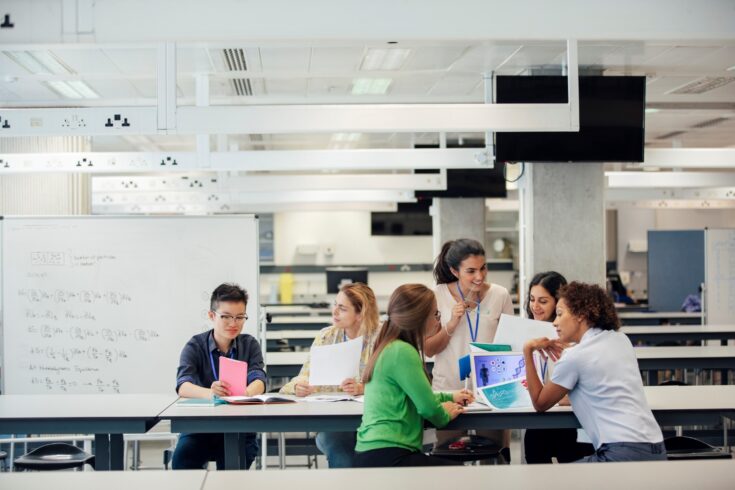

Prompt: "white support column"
[195,73,211,168]
[156,42,177,132]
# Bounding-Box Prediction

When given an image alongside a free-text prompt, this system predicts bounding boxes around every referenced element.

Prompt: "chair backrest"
[664,436,713,451]
[664,436,732,460]
[14,442,95,471]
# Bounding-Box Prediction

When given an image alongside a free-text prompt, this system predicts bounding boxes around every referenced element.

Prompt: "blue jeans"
[315,432,356,468]
[172,433,258,470]
[578,442,667,463]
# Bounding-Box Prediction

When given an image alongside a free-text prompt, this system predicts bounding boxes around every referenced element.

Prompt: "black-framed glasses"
[212,311,248,323]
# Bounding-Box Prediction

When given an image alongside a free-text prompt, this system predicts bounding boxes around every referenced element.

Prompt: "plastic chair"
[664,436,732,461]
[13,443,95,471]
[430,435,505,464]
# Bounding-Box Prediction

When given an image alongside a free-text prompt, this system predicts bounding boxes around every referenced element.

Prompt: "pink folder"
[219,357,248,396]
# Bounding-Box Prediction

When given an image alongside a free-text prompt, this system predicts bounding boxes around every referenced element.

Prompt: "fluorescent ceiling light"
[4,50,71,75]
[45,80,99,100]
[668,77,735,95]
[645,108,660,114]
[332,133,361,142]
[67,80,100,99]
[46,80,83,99]
[360,48,411,71]
[351,78,392,95]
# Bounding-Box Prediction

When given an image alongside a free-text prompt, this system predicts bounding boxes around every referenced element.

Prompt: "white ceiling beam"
[606,187,735,200]
[175,102,577,134]
[92,201,400,215]
[77,0,735,42]
[91,173,446,192]
[607,171,735,188]
[639,149,735,169]
[0,102,575,135]
[0,148,488,173]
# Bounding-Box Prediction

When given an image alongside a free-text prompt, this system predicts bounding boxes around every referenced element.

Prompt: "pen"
[463,378,469,406]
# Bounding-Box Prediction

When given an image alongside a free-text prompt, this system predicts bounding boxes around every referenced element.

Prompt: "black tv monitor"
[371,200,432,236]
[495,76,645,162]
[326,267,368,294]
[414,140,508,199]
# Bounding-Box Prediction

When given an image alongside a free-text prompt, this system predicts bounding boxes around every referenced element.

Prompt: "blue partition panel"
[648,230,704,312]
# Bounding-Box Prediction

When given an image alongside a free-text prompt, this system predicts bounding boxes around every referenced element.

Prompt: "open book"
[218,394,296,405]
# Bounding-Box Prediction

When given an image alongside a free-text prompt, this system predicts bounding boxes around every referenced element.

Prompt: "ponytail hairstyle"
[525,271,568,321]
[558,282,620,331]
[432,239,486,284]
[362,284,436,383]
[339,282,380,337]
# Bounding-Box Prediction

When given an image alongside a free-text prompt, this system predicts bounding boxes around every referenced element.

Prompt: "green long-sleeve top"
[356,340,453,453]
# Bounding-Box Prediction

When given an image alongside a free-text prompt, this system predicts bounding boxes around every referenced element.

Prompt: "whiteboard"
[1,215,259,395]
[705,228,735,325]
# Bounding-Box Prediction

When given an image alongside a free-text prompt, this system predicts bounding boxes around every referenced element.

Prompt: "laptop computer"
[469,351,538,410]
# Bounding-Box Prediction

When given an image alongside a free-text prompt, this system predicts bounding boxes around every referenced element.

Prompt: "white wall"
[274,211,434,265]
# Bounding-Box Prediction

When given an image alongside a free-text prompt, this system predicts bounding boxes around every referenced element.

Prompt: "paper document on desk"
[308,335,363,386]
[493,314,557,351]
[302,394,363,402]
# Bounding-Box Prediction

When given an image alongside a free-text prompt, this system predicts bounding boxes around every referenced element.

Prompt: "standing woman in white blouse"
[425,238,514,461]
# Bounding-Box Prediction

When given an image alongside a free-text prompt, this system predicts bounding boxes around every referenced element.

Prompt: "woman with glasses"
[173,283,265,470]
[425,238,514,462]
[279,282,380,468]
[355,283,473,467]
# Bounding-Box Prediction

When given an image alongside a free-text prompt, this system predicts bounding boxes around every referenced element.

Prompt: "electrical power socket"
[104,113,131,129]
[62,115,87,129]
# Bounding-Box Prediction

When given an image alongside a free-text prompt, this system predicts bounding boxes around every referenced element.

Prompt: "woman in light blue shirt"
[523,281,666,463]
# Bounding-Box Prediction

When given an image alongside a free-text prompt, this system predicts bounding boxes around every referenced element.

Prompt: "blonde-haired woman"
[280,282,381,468]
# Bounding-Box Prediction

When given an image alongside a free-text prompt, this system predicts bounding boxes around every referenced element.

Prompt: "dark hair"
[362,284,435,383]
[525,271,568,320]
[558,282,620,331]
[210,283,249,311]
[433,239,486,284]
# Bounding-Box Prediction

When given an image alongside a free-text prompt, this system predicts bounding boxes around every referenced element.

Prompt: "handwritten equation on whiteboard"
[9,249,163,394]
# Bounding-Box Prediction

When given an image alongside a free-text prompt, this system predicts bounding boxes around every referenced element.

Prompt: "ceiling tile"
[310,47,363,71]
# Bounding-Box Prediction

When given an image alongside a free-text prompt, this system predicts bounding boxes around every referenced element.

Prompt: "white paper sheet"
[493,313,558,351]
[308,335,363,386]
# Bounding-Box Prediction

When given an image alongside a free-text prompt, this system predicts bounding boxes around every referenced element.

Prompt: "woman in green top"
[355,283,474,467]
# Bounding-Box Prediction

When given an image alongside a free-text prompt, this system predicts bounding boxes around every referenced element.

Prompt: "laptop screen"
[471,353,526,389]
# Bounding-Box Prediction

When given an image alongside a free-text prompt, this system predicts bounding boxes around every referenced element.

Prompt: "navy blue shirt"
[176,329,267,393]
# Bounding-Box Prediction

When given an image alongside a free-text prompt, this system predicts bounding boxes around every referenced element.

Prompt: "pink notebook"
[219,357,248,396]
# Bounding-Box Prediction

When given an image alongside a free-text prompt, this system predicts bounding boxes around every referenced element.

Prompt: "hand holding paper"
[309,336,363,386]
[494,314,558,351]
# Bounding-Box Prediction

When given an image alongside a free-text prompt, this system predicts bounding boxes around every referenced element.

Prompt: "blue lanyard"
[209,341,235,381]
[456,283,480,343]
[541,359,548,380]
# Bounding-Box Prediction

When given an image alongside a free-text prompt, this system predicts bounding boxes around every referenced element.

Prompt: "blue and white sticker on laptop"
[478,378,532,410]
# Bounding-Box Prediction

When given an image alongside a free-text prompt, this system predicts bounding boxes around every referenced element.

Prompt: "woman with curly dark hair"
[523,281,666,463]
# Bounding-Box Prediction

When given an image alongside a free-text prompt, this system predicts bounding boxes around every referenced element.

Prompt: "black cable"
[502,161,525,183]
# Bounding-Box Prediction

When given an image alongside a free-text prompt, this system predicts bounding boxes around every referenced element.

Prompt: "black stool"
[664,436,732,461]
[14,443,95,471]
[431,435,504,465]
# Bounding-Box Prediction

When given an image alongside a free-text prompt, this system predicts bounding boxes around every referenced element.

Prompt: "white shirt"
[552,328,663,449]
[432,283,514,391]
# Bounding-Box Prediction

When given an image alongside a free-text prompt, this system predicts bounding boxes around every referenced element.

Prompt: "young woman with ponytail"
[425,238,514,460]
[354,284,474,467]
